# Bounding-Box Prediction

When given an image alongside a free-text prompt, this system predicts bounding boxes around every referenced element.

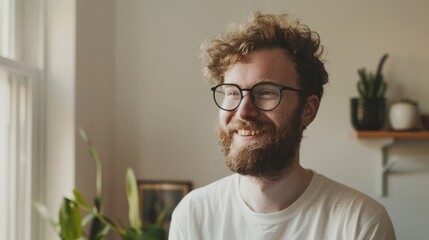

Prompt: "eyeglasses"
[210,82,301,111]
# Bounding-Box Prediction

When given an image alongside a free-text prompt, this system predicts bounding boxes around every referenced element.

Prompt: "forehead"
[224,48,298,87]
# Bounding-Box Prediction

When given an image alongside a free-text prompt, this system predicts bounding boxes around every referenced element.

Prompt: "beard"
[216,109,303,181]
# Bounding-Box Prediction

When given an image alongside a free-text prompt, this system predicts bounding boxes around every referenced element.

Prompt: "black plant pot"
[351,98,386,130]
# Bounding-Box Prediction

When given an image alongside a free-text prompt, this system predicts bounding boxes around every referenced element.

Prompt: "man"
[169,12,396,239]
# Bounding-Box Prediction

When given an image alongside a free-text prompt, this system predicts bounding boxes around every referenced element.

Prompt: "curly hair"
[201,12,328,99]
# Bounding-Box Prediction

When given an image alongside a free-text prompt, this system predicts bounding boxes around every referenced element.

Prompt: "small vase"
[389,102,420,130]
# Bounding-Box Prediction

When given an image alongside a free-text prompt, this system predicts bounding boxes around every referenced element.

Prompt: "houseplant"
[33,128,167,240]
[351,54,389,130]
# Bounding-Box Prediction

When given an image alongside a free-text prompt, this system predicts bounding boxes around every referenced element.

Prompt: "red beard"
[216,111,303,181]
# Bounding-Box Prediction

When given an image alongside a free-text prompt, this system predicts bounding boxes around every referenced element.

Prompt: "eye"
[224,87,240,97]
[259,90,277,96]
[256,88,280,99]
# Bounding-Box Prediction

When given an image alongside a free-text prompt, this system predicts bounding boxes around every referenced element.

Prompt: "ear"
[301,95,320,127]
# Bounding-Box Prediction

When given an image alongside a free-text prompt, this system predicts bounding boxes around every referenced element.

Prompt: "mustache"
[226,120,276,134]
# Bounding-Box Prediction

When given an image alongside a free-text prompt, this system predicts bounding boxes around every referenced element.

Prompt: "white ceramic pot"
[389,102,420,130]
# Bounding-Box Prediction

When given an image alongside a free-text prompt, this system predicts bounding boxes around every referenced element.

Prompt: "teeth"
[238,130,261,136]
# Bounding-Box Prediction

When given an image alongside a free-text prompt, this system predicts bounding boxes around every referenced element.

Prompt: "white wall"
[113,1,429,239]
[40,0,115,239]
[75,0,115,229]
[43,0,75,239]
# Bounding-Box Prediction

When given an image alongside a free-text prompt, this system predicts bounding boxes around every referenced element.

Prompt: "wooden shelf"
[355,130,429,139]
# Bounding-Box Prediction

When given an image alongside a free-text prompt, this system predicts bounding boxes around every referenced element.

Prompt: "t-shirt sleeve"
[358,207,396,240]
[168,193,191,240]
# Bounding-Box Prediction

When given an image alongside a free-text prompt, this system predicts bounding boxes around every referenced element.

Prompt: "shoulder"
[170,174,237,238]
[315,173,384,211]
[312,173,396,239]
[173,174,235,214]
[187,174,235,200]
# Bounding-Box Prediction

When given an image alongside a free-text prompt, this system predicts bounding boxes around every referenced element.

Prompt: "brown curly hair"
[201,12,328,99]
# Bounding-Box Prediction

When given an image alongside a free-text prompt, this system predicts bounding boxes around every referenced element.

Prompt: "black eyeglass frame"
[210,82,302,111]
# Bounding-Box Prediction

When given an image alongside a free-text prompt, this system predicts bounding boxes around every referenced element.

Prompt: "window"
[0,60,36,240]
[0,0,15,59]
[0,0,40,239]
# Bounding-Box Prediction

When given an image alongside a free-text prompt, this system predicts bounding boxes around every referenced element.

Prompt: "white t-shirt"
[169,172,396,240]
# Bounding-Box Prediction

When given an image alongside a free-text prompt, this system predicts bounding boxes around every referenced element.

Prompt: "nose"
[236,92,259,119]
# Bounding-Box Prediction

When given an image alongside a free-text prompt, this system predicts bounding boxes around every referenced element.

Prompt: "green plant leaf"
[82,213,96,227]
[357,81,366,98]
[374,53,389,97]
[357,68,367,84]
[372,54,388,98]
[357,68,369,98]
[155,205,169,226]
[95,223,112,239]
[79,127,103,200]
[377,81,386,98]
[123,228,142,240]
[78,127,89,143]
[32,201,59,231]
[59,198,83,240]
[126,168,142,232]
[375,53,389,80]
[73,189,91,210]
[144,224,166,240]
[90,144,103,199]
[102,215,127,236]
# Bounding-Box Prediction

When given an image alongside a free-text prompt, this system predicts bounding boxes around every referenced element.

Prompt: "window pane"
[0,66,31,240]
[0,67,10,240]
[0,0,39,239]
[0,0,12,58]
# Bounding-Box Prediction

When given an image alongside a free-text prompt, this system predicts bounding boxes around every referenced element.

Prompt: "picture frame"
[138,180,192,233]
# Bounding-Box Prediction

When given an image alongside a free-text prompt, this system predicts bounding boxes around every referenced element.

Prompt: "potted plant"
[351,54,389,130]
[33,128,167,240]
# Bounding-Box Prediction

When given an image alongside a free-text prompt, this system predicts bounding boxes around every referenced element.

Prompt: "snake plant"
[357,54,389,98]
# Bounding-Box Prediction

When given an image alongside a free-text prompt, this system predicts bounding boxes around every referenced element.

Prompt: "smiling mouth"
[237,129,262,136]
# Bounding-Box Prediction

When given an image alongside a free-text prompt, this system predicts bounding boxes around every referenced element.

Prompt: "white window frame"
[0,56,40,240]
[0,0,43,239]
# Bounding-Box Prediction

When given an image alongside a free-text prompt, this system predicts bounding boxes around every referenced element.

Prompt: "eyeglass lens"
[213,83,282,111]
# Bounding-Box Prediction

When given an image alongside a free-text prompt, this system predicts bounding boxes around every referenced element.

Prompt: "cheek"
[272,99,301,127]
[265,109,288,128]
[273,116,287,129]
[269,110,299,131]
[219,110,233,127]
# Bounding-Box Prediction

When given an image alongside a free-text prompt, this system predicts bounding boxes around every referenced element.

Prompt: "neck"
[239,165,313,213]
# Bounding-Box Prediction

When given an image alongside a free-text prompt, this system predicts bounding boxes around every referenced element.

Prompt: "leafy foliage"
[59,198,83,240]
[33,127,166,240]
[357,54,389,98]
